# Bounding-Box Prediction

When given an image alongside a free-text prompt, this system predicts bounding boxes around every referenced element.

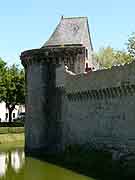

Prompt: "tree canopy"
[114,50,132,65]
[0,63,25,122]
[96,47,115,69]
[95,32,135,69]
[0,58,6,75]
[127,32,135,59]
[96,46,133,69]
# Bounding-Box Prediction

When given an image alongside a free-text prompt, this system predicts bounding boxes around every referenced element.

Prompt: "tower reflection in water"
[0,150,25,177]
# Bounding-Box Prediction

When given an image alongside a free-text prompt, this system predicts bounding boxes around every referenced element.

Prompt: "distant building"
[43,16,99,73]
[0,102,25,122]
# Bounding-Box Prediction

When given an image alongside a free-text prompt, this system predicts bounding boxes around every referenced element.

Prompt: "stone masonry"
[20,17,135,154]
[21,46,86,153]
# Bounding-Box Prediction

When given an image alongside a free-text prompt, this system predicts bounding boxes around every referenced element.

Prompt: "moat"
[0,146,94,180]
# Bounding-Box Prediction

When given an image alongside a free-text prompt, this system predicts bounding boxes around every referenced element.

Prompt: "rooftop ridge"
[62,16,88,19]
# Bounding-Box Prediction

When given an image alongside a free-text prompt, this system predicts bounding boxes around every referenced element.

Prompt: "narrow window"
[13,113,15,118]
[5,113,8,119]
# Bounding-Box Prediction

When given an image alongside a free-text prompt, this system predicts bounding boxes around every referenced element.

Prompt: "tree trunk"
[8,108,13,123]
[7,104,15,123]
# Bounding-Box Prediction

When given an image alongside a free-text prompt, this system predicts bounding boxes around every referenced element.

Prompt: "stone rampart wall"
[65,61,135,93]
[64,61,135,153]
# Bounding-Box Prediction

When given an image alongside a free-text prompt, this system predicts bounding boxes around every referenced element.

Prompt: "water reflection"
[11,151,25,172]
[0,153,8,176]
[0,150,25,177]
[0,148,94,180]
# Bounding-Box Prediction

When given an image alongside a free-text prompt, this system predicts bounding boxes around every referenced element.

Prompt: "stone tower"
[20,16,95,153]
[43,16,98,72]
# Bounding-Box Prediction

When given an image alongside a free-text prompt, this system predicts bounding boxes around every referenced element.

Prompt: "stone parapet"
[20,46,85,68]
[65,61,135,94]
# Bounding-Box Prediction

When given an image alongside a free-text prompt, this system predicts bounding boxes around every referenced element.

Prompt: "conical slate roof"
[43,16,93,48]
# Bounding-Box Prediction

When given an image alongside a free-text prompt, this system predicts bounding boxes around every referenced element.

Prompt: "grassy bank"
[0,133,24,144]
[0,138,24,151]
[0,126,24,146]
[0,127,24,134]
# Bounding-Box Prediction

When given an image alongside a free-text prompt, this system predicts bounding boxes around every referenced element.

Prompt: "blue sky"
[0,0,135,65]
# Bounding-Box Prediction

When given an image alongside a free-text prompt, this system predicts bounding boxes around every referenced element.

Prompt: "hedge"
[0,122,24,127]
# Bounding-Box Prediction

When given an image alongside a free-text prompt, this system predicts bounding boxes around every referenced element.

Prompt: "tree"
[0,58,6,75]
[0,64,25,123]
[127,32,135,59]
[96,46,116,69]
[96,46,133,69]
[114,50,133,65]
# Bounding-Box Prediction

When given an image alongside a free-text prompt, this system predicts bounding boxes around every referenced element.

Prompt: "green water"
[0,147,95,180]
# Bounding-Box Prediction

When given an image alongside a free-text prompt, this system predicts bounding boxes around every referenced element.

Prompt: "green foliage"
[96,46,133,69]
[0,65,25,103]
[96,46,115,68]
[0,58,6,70]
[0,58,6,79]
[0,64,25,122]
[114,50,133,65]
[127,32,135,58]
[0,133,24,145]
[0,122,24,127]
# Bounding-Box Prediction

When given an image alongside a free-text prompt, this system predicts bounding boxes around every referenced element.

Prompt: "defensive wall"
[64,61,135,153]
[21,47,135,155]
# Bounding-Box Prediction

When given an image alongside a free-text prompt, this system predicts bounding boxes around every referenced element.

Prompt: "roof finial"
[61,15,64,20]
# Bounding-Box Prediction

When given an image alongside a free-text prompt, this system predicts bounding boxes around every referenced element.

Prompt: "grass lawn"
[0,133,24,145]
[0,127,24,134]
[0,127,24,147]
[0,140,24,152]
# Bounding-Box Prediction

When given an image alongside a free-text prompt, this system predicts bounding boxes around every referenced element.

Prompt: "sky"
[0,0,135,65]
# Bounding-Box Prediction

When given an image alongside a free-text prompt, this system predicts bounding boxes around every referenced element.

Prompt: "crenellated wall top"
[65,61,135,94]
[20,46,85,67]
